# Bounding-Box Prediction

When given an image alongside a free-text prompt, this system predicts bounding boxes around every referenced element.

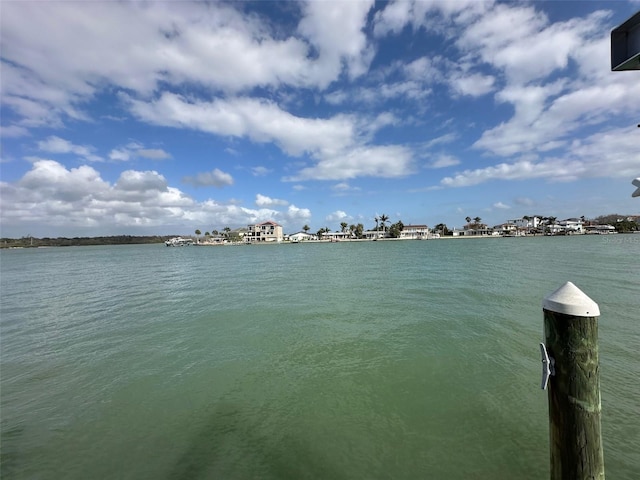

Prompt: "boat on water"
[165,237,194,247]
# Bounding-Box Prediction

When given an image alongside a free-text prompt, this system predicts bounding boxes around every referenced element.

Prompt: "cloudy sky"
[1,0,639,237]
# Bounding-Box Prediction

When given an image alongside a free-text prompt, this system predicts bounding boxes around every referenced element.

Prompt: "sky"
[1,0,639,238]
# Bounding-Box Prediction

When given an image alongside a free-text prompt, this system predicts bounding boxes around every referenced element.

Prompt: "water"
[1,236,639,479]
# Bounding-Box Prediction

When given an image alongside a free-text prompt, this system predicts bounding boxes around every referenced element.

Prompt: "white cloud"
[37,136,102,162]
[0,159,309,236]
[251,166,271,176]
[459,7,609,85]
[331,81,432,107]
[373,0,493,38]
[115,170,168,191]
[137,149,171,160]
[332,182,352,191]
[372,0,412,37]
[282,204,312,225]
[325,210,351,223]
[403,56,443,84]
[442,125,640,187]
[441,160,575,187]
[428,154,460,169]
[183,169,234,188]
[324,90,349,105]
[450,73,495,97]
[474,77,640,157]
[0,125,29,138]
[493,202,510,210]
[108,144,172,162]
[125,93,355,157]
[255,194,288,207]
[109,148,132,162]
[126,92,414,181]
[18,159,109,202]
[298,1,375,84]
[0,1,379,130]
[286,144,414,181]
[422,133,458,149]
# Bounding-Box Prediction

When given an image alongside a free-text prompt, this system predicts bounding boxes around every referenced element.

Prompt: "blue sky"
[1,0,639,237]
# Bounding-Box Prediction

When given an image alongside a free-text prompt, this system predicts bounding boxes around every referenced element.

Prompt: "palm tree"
[473,216,482,225]
[465,216,472,224]
[340,222,348,233]
[303,224,310,233]
[374,216,379,231]
[194,229,201,243]
[223,227,231,239]
[379,214,389,235]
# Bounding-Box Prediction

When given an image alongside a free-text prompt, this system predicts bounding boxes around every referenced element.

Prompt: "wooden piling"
[543,281,604,480]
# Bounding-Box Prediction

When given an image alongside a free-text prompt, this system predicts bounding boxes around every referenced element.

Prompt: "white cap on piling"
[543,281,600,317]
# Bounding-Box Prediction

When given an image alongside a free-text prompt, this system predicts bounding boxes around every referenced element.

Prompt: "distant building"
[509,216,541,230]
[289,231,316,242]
[494,223,518,235]
[558,218,584,234]
[362,230,385,240]
[400,225,429,239]
[320,231,354,241]
[585,225,616,234]
[462,223,495,236]
[245,221,283,243]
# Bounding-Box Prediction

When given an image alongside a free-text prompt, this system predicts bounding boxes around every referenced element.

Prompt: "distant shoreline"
[2,231,635,249]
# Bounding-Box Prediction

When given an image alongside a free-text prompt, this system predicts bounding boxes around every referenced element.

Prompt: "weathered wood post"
[541,281,605,480]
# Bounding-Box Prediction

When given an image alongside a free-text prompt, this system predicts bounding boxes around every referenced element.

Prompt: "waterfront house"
[494,223,519,235]
[461,223,496,236]
[509,216,541,230]
[245,221,283,243]
[289,231,317,242]
[399,224,430,239]
[585,225,616,234]
[363,230,385,240]
[320,231,354,241]
[558,218,584,234]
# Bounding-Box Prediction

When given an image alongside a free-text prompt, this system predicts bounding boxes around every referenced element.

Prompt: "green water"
[1,236,639,479]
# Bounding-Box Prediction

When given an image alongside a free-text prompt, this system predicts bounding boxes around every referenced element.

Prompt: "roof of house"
[256,220,281,227]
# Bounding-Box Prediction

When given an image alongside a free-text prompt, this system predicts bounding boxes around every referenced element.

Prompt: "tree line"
[1,235,171,248]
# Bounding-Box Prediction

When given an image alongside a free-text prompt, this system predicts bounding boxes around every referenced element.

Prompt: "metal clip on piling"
[539,343,555,390]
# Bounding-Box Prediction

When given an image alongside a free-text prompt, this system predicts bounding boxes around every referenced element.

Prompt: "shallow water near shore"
[1,235,639,479]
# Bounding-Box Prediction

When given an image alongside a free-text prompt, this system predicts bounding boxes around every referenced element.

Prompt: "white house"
[289,232,316,242]
[558,218,584,234]
[362,230,385,240]
[320,231,354,241]
[585,225,616,234]
[400,224,430,239]
[494,223,518,235]
[510,216,541,229]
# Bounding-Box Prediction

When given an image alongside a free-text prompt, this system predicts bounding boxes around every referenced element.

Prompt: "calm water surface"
[1,235,639,479]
